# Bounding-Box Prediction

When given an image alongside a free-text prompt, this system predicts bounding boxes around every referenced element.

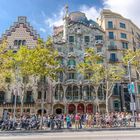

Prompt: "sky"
[0,0,139,40]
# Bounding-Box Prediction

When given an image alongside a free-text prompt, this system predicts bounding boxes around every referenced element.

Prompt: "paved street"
[0,130,140,140]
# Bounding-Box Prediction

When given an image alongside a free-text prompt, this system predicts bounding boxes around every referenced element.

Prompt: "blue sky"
[0,0,103,40]
[0,0,139,40]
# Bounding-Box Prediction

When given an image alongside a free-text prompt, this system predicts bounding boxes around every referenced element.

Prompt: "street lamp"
[13,65,20,127]
[127,55,136,127]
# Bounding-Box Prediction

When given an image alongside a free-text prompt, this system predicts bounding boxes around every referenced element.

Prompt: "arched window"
[24,91,34,103]
[18,40,22,46]
[22,40,26,45]
[0,91,5,103]
[14,40,18,46]
[55,84,64,100]
[67,59,76,66]
[83,85,89,100]
[98,84,105,100]
[73,86,79,100]
[113,83,119,95]
[66,85,72,100]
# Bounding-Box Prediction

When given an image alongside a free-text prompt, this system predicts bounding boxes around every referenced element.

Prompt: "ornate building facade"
[52,8,106,114]
[0,17,52,117]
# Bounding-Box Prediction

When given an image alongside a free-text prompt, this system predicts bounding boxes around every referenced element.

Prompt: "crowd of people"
[0,112,140,131]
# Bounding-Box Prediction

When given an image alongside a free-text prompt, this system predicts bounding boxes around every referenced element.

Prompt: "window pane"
[138,85,140,94]
[120,23,126,28]
[109,32,114,39]
[121,33,127,39]
[108,21,113,28]
[122,42,128,49]
[84,36,90,43]
[95,35,103,40]
[69,36,74,43]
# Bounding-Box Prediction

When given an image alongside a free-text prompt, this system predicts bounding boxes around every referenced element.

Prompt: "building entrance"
[56,108,62,114]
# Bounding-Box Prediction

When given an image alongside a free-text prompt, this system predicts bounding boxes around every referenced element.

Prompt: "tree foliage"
[78,48,124,113]
[123,49,140,76]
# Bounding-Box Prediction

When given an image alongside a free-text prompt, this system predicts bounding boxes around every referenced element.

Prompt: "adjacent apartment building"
[97,9,140,112]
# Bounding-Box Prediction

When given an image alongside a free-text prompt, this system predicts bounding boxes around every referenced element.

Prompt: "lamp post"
[13,63,20,127]
[127,55,136,127]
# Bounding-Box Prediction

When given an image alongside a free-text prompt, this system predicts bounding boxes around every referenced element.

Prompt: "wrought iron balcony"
[109,58,119,63]
[95,40,103,46]
[108,45,118,50]
[67,65,76,70]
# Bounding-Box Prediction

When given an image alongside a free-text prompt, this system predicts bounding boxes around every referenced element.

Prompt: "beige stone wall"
[7,24,37,48]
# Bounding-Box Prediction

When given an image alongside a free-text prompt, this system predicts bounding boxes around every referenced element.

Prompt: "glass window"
[121,33,127,39]
[18,40,22,46]
[120,23,126,28]
[68,73,76,79]
[84,36,90,43]
[68,59,76,66]
[38,91,42,99]
[122,42,128,49]
[113,83,119,95]
[108,21,113,28]
[14,40,18,46]
[95,35,103,40]
[0,91,5,103]
[22,40,26,45]
[109,32,114,39]
[113,100,120,109]
[138,85,140,94]
[110,53,116,61]
[69,36,74,43]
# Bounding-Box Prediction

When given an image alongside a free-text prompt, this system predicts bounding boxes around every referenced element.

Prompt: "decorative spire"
[64,4,69,18]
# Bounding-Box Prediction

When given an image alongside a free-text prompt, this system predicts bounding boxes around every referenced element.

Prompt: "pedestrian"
[75,113,80,129]
[66,114,71,128]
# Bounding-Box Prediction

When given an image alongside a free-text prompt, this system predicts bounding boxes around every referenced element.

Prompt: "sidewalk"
[0,122,140,134]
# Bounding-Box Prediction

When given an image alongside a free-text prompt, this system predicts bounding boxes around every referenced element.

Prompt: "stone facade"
[52,10,106,114]
[0,17,52,117]
[97,9,140,112]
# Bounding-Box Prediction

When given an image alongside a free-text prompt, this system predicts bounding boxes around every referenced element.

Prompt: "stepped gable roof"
[0,16,40,42]
[68,11,100,29]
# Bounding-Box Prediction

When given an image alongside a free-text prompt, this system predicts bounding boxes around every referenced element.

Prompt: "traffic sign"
[130,102,136,111]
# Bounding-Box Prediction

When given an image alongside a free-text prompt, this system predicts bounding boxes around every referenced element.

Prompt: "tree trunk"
[106,81,109,114]
[41,85,45,129]
[95,87,100,113]
[20,91,24,117]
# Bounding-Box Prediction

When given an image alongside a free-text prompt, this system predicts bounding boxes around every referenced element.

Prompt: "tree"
[0,39,14,92]
[78,48,105,112]
[123,49,140,77]
[3,36,60,122]
[104,65,124,113]
[78,48,124,113]
[20,38,60,128]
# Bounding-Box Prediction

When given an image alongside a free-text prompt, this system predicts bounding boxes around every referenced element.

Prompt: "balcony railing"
[109,58,119,63]
[65,79,77,84]
[65,96,95,101]
[108,45,118,50]
[95,40,103,46]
